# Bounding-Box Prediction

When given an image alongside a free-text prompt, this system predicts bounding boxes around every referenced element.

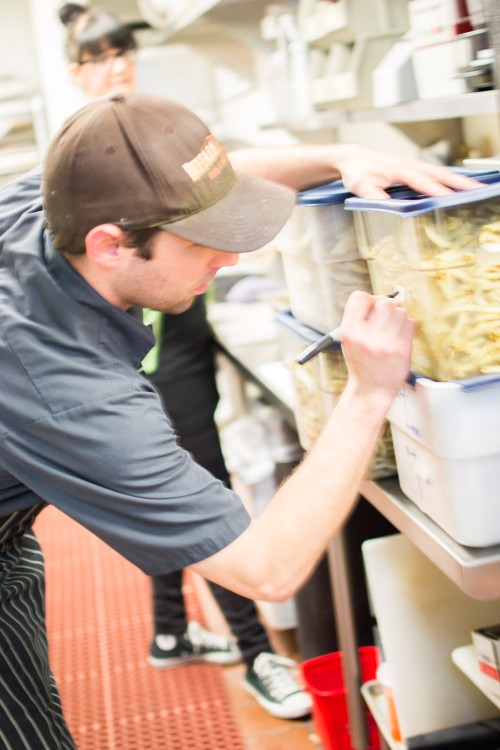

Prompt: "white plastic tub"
[278,180,371,333]
[387,374,500,547]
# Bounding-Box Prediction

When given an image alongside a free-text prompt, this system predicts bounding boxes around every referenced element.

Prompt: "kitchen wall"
[0,1,499,160]
[0,0,38,88]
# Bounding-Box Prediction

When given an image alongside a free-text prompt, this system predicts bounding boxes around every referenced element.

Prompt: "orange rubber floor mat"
[35,506,246,750]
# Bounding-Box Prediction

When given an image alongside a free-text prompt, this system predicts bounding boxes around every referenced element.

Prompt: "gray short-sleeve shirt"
[0,169,250,575]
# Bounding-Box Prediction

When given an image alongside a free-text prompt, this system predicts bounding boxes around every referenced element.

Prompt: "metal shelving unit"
[360,478,500,602]
[281,88,500,132]
[0,91,47,184]
[452,644,500,710]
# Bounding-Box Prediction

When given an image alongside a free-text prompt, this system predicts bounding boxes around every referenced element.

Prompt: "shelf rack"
[452,644,500,711]
[360,478,500,602]
[0,93,47,182]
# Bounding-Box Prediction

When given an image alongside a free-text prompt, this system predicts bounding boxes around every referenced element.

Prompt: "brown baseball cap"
[42,91,296,253]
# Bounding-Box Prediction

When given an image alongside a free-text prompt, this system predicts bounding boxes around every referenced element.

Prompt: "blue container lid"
[345,171,500,217]
[297,180,352,206]
[295,168,498,208]
[275,309,341,350]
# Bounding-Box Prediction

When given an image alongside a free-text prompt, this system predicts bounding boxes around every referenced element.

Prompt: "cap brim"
[158,172,296,253]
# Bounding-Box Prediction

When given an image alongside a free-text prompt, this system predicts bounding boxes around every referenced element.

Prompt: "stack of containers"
[276,309,346,451]
[346,172,500,547]
[275,310,397,480]
[277,180,372,333]
[276,180,396,479]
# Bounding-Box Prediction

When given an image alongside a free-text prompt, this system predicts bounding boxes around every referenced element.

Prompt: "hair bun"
[58,3,86,27]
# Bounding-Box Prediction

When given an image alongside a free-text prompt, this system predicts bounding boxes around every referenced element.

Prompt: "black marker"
[296,291,399,365]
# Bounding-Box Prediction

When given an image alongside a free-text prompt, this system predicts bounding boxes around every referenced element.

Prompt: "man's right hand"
[339,290,414,406]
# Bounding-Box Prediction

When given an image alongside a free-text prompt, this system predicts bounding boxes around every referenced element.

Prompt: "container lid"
[275,309,341,349]
[296,179,352,206]
[295,168,496,208]
[345,171,500,217]
[408,370,500,392]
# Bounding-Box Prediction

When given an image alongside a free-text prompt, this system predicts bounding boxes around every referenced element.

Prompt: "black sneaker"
[243,653,312,719]
[148,620,242,669]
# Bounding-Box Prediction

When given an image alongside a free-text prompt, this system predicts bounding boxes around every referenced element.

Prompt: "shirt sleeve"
[2,386,251,576]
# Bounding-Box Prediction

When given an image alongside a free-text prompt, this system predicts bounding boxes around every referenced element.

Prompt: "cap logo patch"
[182,135,229,183]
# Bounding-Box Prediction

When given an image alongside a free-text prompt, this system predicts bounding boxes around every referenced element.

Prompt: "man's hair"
[59,3,137,64]
[48,221,161,260]
[120,228,162,260]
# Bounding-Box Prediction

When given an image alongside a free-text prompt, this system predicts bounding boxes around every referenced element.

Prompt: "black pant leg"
[208,581,272,665]
[153,420,273,664]
[151,569,186,636]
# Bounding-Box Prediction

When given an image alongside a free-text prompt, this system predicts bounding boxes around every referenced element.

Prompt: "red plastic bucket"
[300,646,381,750]
[301,651,351,750]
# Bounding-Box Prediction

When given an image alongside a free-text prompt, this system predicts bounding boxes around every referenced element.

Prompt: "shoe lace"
[252,653,303,701]
[186,621,234,651]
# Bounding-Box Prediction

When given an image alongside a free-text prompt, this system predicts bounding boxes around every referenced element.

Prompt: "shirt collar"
[44,238,155,369]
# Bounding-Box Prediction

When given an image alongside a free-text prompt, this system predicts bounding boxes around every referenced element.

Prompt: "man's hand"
[229,143,483,197]
[339,290,414,404]
[335,144,482,199]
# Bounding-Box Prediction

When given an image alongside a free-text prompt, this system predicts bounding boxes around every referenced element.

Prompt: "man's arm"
[229,143,482,198]
[191,291,414,599]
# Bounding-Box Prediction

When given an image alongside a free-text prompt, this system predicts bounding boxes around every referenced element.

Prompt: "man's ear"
[85,225,126,268]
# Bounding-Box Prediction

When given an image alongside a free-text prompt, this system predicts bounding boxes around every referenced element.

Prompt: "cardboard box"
[472,625,500,697]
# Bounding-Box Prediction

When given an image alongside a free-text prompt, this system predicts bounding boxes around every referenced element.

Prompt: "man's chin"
[167,297,196,315]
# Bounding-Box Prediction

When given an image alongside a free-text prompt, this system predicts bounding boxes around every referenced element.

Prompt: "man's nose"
[214,251,239,269]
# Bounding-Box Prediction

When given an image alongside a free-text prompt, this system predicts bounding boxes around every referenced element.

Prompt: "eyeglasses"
[79,48,135,67]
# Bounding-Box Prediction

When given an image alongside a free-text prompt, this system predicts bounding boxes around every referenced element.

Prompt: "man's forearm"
[193,291,414,599]
[229,144,343,191]
[229,142,482,197]
[192,382,392,600]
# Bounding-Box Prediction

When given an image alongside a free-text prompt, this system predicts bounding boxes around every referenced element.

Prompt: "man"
[0,91,475,748]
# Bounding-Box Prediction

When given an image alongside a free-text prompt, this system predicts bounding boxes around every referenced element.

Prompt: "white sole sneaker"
[243,678,312,720]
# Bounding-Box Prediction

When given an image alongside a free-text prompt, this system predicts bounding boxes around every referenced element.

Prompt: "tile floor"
[191,574,320,749]
[36,505,321,750]
[222,663,319,749]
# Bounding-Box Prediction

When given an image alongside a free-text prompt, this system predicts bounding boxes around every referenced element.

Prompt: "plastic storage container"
[387,373,500,547]
[276,309,396,478]
[278,180,372,333]
[297,0,408,43]
[346,172,500,381]
[276,309,344,450]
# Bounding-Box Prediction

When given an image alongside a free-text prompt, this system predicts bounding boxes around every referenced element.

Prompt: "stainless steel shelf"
[349,89,500,123]
[139,0,272,39]
[361,477,500,601]
[286,90,500,131]
[208,301,297,427]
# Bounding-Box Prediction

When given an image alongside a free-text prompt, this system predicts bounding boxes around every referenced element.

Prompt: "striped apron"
[0,504,76,749]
